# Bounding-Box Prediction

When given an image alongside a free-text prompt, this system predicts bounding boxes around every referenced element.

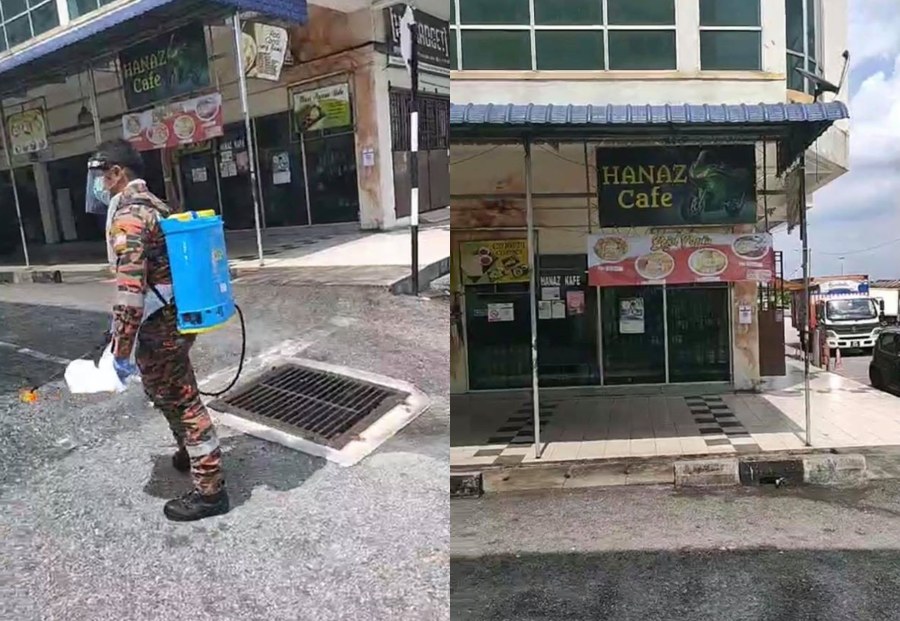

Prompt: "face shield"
[85,158,110,215]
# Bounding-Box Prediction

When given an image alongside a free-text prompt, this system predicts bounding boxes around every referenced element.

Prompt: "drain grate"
[209,363,408,449]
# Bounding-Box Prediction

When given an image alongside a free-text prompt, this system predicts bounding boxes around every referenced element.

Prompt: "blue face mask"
[92,176,111,206]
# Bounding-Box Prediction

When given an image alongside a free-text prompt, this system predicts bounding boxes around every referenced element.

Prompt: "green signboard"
[597,145,757,226]
[292,83,353,134]
[119,22,211,110]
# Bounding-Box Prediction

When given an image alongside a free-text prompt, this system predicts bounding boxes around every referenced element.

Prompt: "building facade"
[0,0,449,252]
[449,0,849,395]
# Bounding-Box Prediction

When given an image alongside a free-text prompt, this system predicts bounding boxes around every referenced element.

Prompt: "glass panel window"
[699,0,760,27]
[786,53,805,91]
[785,0,820,94]
[0,27,5,52]
[607,0,674,25]
[5,14,31,47]
[534,0,602,25]
[806,0,816,57]
[30,1,58,36]
[608,31,676,70]
[449,30,458,70]
[68,0,101,19]
[0,0,28,18]
[786,0,804,51]
[461,30,531,70]
[458,0,529,25]
[536,31,604,70]
[700,31,761,71]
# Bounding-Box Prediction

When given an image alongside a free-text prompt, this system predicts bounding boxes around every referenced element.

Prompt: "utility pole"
[400,5,420,295]
[799,157,812,447]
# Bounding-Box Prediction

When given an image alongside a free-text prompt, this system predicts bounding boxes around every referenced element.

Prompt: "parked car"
[869,327,900,392]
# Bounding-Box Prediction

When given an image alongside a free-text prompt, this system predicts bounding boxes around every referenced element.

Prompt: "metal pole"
[0,107,30,267]
[408,21,420,295]
[299,136,313,225]
[525,138,541,459]
[231,13,264,267]
[87,68,102,145]
[799,157,812,446]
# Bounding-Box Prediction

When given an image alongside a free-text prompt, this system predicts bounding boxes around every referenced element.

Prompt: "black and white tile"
[685,395,761,454]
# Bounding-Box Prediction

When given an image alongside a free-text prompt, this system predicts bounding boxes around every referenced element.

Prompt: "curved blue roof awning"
[0,0,307,98]
[451,101,849,173]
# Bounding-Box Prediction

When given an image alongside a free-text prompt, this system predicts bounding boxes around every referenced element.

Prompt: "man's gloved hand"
[113,358,138,382]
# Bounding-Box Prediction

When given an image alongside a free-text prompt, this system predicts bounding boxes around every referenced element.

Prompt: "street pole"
[231,12,265,267]
[0,106,30,267]
[524,138,541,459]
[87,67,102,145]
[408,18,420,295]
[799,157,812,446]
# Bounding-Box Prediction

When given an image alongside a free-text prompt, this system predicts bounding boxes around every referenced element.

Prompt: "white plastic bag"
[64,345,127,394]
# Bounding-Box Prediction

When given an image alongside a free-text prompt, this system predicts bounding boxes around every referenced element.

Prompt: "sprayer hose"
[199,303,247,398]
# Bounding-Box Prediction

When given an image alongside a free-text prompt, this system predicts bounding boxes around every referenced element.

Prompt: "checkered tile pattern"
[685,395,760,454]
[472,401,558,466]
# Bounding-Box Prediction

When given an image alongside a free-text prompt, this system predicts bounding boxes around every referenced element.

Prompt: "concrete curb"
[0,269,69,284]
[390,257,451,295]
[450,451,871,496]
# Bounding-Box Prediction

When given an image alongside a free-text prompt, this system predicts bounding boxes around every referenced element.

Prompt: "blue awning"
[451,102,849,173]
[0,0,307,97]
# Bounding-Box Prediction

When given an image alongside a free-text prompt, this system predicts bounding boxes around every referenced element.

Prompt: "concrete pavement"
[0,282,449,621]
[451,483,900,620]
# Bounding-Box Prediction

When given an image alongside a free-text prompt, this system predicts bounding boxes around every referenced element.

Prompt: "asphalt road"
[452,483,900,621]
[0,281,449,621]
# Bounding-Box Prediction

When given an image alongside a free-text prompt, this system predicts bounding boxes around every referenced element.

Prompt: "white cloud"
[777,1,900,280]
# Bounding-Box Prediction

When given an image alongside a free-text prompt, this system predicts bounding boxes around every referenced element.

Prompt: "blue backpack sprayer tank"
[159,209,247,397]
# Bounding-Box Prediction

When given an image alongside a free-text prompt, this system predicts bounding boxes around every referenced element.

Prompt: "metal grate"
[209,363,408,450]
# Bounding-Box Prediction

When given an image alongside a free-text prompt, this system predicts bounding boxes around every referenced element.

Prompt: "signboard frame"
[384,5,450,71]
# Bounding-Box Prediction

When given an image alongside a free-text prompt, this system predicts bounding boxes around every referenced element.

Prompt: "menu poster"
[7,108,49,155]
[566,290,585,316]
[588,231,775,287]
[538,301,552,320]
[459,240,529,285]
[292,83,352,134]
[619,298,645,334]
[242,22,289,82]
[123,93,223,152]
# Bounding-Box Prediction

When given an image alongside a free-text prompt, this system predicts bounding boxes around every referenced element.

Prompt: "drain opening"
[209,363,408,450]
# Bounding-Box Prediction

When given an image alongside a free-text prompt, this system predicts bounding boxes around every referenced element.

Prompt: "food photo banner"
[596,145,757,227]
[459,240,530,285]
[588,231,774,287]
[122,93,223,151]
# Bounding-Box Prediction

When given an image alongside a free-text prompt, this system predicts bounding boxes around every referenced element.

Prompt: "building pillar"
[354,54,397,230]
[32,162,60,244]
[733,281,762,391]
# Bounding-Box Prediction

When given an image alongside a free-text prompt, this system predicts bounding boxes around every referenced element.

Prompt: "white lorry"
[869,285,899,325]
[791,277,884,353]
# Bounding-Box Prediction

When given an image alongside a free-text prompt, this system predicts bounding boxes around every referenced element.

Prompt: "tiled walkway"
[450,359,900,468]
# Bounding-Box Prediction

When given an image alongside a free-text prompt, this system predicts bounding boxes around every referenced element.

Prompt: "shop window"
[67,0,113,19]
[453,0,676,71]
[786,0,822,95]
[389,90,449,152]
[460,30,531,70]
[699,0,761,71]
[608,31,676,70]
[0,0,59,50]
[536,31,604,71]
[607,0,674,26]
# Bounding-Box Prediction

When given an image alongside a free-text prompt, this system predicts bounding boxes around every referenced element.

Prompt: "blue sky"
[775,0,900,281]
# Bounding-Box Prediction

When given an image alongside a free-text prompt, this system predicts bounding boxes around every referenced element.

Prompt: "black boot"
[172,447,190,473]
[163,488,230,522]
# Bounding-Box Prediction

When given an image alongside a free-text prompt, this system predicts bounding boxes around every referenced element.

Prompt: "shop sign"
[122,92,223,152]
[459,239,530,285]
[242,22,289,82]
[587,231,774,286]
[292,83,352,134]
[596,145,757,227]
[6,108,48,155]
[384,5,451,70]
[537,272,585,320]
[119,22,210,110]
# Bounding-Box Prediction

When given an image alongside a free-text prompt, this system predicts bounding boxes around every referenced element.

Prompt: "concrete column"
[354,51,397,230]
[32,162,60,244]
[677,0,700,72]
[55,188,78,241]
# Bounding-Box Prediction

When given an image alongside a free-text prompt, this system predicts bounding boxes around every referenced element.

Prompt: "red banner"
[122,93,223,152]
[587,231,774,286]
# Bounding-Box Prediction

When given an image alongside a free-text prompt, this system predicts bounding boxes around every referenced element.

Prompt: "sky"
[775,0,900,281]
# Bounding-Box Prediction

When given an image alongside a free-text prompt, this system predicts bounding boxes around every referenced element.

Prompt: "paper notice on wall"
[235,151,250,173]
[566,290,585,316]
[362,147,375,167]
[219,160,238,178]
[537,300,552,320]
[541,286,560,301]
[191,167,208,183]
[487,303,514,323]
[551,300,566,319]
[739,303,753,325]
[272,151,291,185]
[619,298,645,334]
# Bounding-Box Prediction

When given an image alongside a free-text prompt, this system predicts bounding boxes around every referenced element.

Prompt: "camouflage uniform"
[109,180,223,496]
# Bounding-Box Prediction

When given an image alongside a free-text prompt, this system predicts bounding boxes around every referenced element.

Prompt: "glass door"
[600,286,666,385]
[666,284,731,383]
[465,284,532,390]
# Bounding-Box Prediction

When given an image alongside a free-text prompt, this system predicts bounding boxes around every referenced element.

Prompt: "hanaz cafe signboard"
[597,145,757,227]
[118,22,211,110]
